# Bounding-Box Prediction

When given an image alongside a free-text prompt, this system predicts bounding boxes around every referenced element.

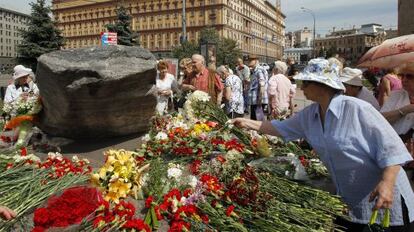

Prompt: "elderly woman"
[216,65,244,118]
[267,61,295,118]
[341,67,380,110]
[232,58,414,232]
[155,60,177,115]
[4,65,39,103]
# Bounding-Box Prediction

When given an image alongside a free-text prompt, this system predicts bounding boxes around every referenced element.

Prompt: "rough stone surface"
[36,45,157,139]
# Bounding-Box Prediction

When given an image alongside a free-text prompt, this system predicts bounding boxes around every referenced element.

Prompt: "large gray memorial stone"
[36,45,157,139]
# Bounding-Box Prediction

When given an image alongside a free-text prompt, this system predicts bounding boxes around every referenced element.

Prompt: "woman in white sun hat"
[341,67,380,110]
[4,65,39,103]
[232,58,414,231]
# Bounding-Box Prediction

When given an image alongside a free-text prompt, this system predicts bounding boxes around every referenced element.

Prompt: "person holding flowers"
[232,58,414,231]
[4,65,39,103]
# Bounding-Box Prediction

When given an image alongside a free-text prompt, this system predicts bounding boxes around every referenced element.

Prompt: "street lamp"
[300,7,316,58]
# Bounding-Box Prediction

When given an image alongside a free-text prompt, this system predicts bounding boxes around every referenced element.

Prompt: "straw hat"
[340,67,363,87]
[12,65,32,80]
[294,58,345,90]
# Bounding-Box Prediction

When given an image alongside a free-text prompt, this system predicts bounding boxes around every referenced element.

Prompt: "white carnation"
[167,167,183,180]
[155,132,168,140]
[142,134,151,142]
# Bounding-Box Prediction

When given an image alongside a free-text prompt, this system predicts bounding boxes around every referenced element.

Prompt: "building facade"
[283,47,312,64]
[294,27,312,48]
[314,24,388,66]
[0,7,29,72]
[398,0,414,36]
[52,0,285,62]
[284,31,295,49]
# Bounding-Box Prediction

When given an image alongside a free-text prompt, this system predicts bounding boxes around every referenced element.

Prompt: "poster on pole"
[101,32,118,46]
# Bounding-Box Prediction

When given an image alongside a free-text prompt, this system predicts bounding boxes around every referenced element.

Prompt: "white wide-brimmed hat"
[12,65,32,80]
[340,67,363,87]
[294,58,345,90]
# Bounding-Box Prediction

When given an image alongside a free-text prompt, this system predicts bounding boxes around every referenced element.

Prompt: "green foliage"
[17,0,64,70]
[105,6,139,46]
[172,41,199,62]
[172,27,242,66]
[218,38,242,67]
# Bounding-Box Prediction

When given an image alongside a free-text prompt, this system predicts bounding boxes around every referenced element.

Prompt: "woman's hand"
[0,206,16,220]
[369,165,400,210]
[230,118,249,129]
[369,180,394,209]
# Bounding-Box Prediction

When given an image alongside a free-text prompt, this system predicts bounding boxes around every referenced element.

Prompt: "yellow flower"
[90,173,101,186]
[107,179,132,202]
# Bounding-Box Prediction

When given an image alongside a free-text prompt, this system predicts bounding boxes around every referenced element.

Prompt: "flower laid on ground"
[32,186,101,231]
[91,149,149,203]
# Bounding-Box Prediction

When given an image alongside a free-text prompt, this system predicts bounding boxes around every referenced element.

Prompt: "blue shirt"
[248,65,268,105]
[272,94,414,225]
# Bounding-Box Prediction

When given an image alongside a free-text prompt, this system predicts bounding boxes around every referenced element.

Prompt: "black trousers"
[335,197,414,232]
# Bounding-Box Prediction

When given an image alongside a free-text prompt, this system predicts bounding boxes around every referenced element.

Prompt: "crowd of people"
[154,54,298,120]
[153,54,414,231]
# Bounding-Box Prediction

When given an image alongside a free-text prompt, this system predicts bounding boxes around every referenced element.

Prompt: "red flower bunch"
[92,199,151,231]
[189,160,202,175]
[224,139,245,152]
[159,188,181,212]
[200,174,223,194]
[38,155,92,178]
[123,219,151,231]
[157,189,209,232]
[225,167,259,206]
[32,187,101,231]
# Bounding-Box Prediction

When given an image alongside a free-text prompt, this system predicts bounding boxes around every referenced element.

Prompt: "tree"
[172,41,199,61]
[17,0,64,70]
[172,27,241,66]
[105,6,139,46]
[217,38,242,67]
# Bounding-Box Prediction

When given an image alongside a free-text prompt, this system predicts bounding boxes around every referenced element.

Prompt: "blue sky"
[0,0,397,36]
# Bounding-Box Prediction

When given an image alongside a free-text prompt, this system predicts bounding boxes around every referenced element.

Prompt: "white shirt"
[4,81,39,103]
[357,87,380,110]
[156,73,176,103]
[380,89,414,134]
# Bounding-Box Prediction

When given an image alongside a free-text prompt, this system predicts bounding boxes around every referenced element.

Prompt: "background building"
[284,31,295,49]
[314,24,390,66]
[52,0,285,62]
[283,47,312,64]
[0,7,29,73]
[398,0,414,36]
[294,27,312,48]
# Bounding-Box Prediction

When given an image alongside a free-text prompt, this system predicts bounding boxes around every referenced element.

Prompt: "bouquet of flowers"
[91,149,149,203]
[2,94,42,148]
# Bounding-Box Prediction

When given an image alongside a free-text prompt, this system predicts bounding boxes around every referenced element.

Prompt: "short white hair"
[192,54,205,65]
[216,65,228,75]
[273,61,288,74]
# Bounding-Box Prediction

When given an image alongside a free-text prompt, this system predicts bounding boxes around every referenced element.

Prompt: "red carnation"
[226,205,235,217]
[20,147,27,156]
[145,195,154,208]
[31,226,46,232]
[33,208,49,226]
